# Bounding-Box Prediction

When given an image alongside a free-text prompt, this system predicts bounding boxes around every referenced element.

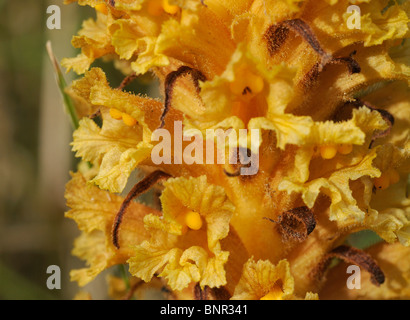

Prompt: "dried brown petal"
[112,171,172,249]
[312,245,385,286]
[160,66,206,128]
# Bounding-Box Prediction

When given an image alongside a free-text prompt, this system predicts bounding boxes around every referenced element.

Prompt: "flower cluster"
[63,0,409,299]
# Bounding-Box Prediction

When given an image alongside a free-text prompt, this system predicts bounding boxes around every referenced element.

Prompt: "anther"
[122,113,138,127]
[337,144,353,155]
[184,211,203,231]
[110,108,123,120]
[320,145,338,160]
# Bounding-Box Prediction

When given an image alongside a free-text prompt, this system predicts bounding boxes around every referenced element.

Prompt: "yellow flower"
[128,175,235,291]
[231,258,318,300]
[62,0,410,300]
[65,172,159,286]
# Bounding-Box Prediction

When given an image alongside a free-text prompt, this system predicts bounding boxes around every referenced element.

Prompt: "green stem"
[46,41,79,130]
[119,264,130,290]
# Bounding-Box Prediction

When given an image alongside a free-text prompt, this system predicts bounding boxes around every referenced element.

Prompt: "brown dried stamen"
[194,284,210,300]
[265,19,361,76]
[118,72,137,90]
[264,206,316,242]
[312,245,385,286]
[160,66,207,128]
[112,171,172,249]
[266,19,332,67]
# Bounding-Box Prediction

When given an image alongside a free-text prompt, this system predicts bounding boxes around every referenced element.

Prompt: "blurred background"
[0,0,161,300]
[0,0,95,300]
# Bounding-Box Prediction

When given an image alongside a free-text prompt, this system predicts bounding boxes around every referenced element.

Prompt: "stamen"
[264,206,316,242]
[320,145,338,160]
[160,66,206,128]
[109,108,123,120]
[118,72,137,90]
[112,171,172,249]
[122,113,138,127]
[184,211,203,231]
[312,245,385,286]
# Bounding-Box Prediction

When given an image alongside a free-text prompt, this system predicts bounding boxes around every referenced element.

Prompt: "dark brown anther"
[109,0,115,7]
[111,171,172,249]
[160,66,207,128]
[312,245,385,286]
[118,72,137,90]
[264,206,316,242]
